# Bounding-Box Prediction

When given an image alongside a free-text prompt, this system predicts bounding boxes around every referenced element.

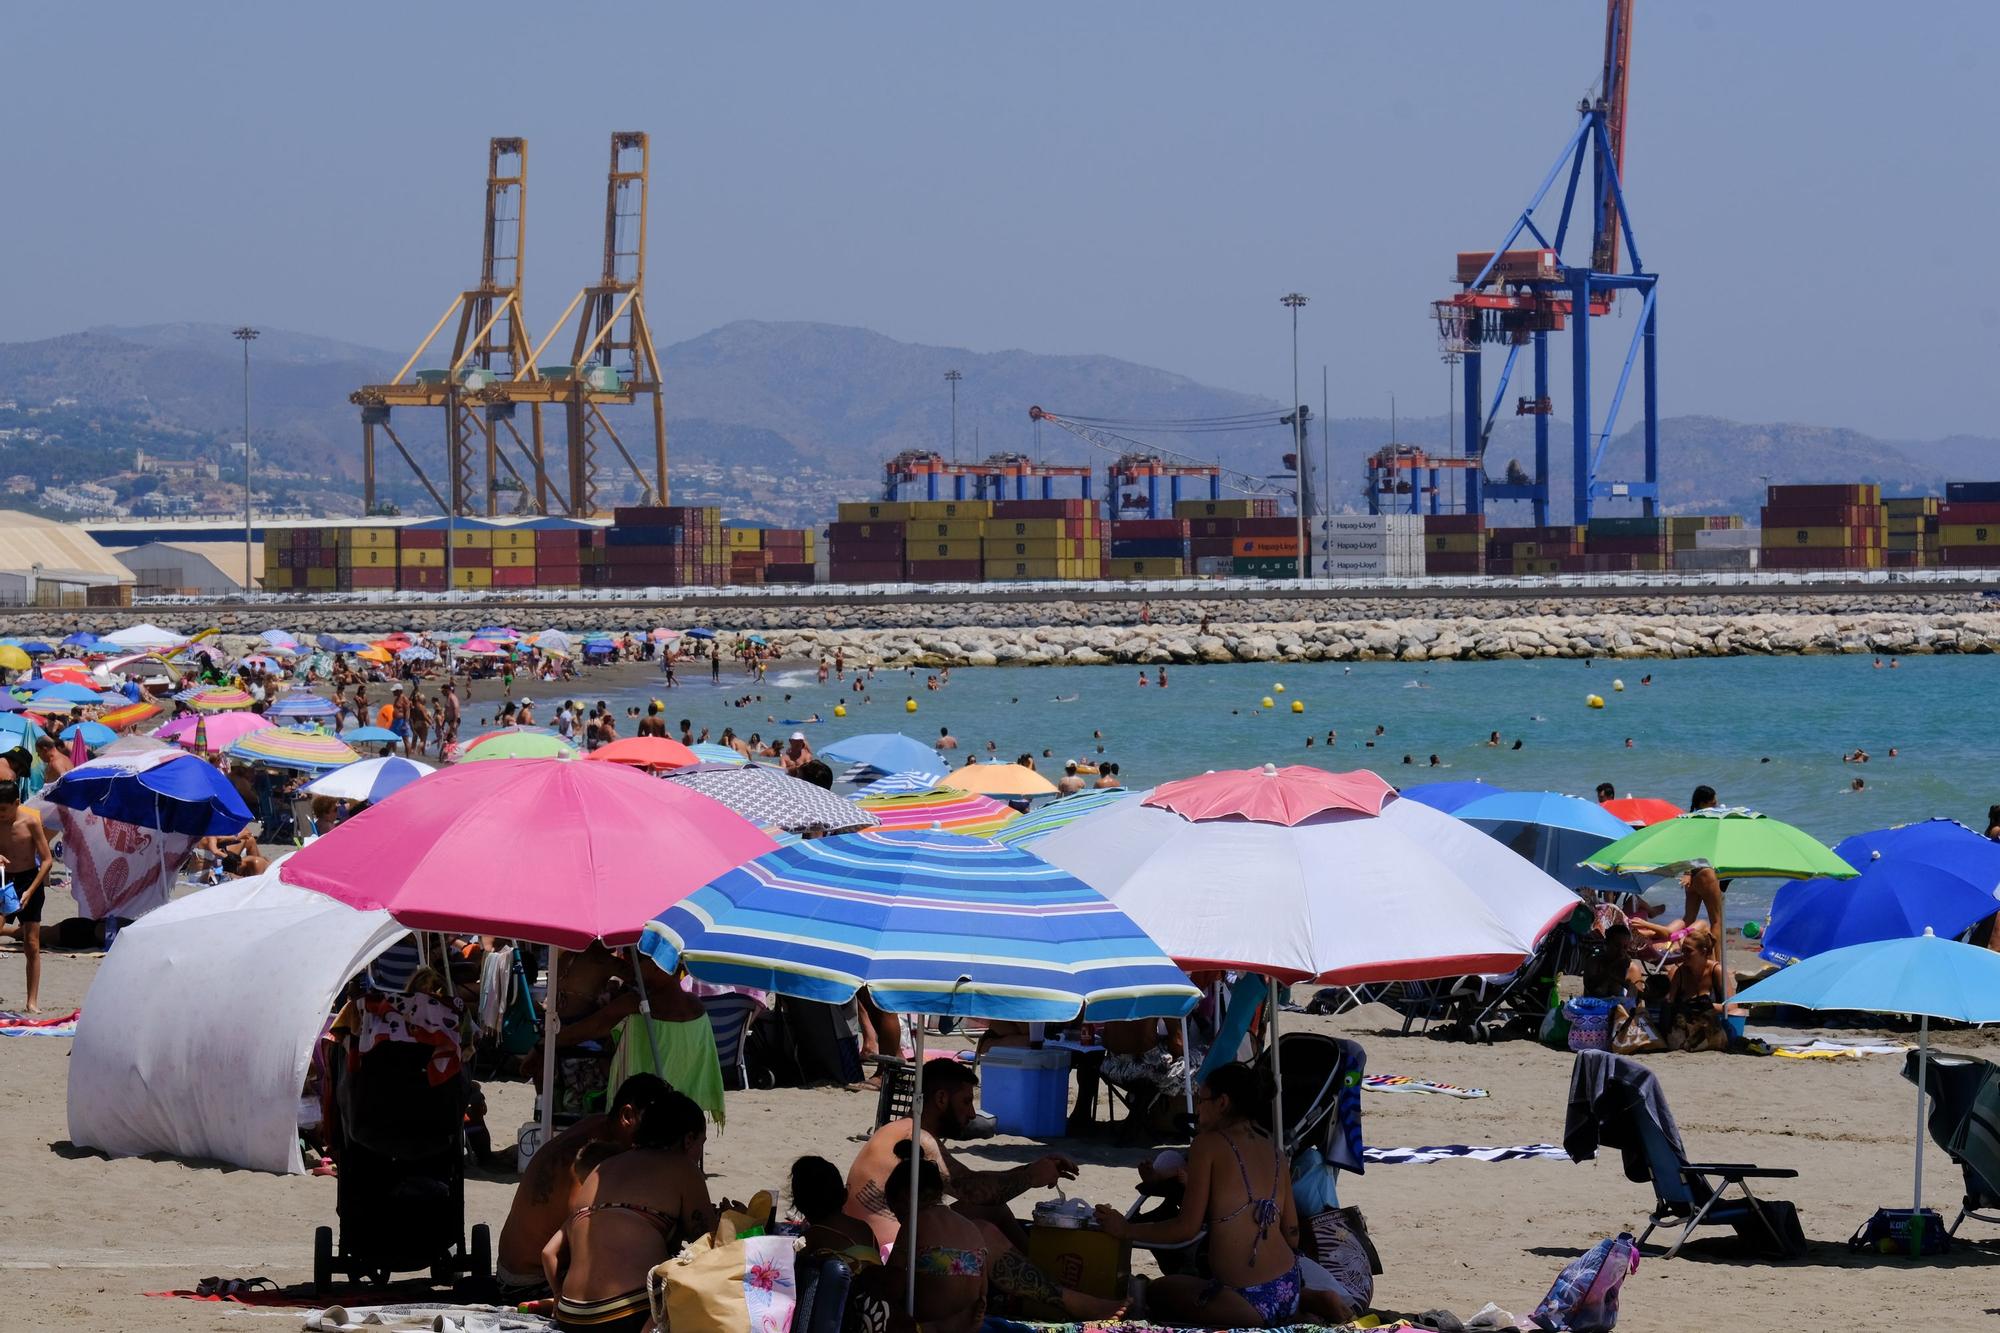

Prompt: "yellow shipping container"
[905,500,993,520]
[1427,533,1484,554]
[1885,532,1930,551]
[985,538,1090,560]
[491,528,536,549]
[1107,557,1185,579]
[452,568,494,588]
[340,547,397,569]
[837,501,913,522]
[987,518,1091,540]
[451,528,493,548]
[983,558,1061,580]
[303,567,337,589]
[399,548,446,568]
[910,518,988,540]
[726,529,763,549]
[906,539,983,561]
[493,548,537,568]
[1173,499,1258,519]
[1885,497,1939,516]
[340,526,398,548]
[1761,526,1884,549]
[1938,523,2000,546]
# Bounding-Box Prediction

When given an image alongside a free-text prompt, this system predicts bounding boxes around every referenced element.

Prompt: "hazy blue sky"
[5,2,1992,437]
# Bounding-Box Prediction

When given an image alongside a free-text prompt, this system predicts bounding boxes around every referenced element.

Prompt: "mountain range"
[0,319,1989,521]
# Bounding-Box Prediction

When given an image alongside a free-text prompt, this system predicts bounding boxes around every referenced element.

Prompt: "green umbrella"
[455,728,578,763]
[1582,807,1858,880]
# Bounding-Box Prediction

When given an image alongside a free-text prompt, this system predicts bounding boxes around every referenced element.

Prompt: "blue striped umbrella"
[992,787,1134,846]
[640,826,1198,1023]
[265,690,339,720]
[689,742,750,766]
[855,767,948,797]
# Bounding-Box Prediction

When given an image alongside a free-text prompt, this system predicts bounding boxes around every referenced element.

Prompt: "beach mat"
[0,1007,79,1036]
[1764,1037,1908,1060]
[1363,1073,1488,1099]
[1364,1143,1570,1166]
[307,1303,551,1332]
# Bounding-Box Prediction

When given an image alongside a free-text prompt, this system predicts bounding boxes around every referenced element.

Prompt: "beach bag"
[1539,980,1571,1050]
[0,881,18,916]
[1563,998,1616,1053]
[499,951,540,1058]
[1608,1005,1663,1056]
[1848,1207,1951,1256]
[1529,1232,1639,1331]
[1300,1207,1376,1312]
[650,1232,798,1333]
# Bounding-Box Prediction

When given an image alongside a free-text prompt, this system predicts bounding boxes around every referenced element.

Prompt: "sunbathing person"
[543,1090,715,1333]
[791,1155,880,1265]
[884,1141,990,1333]
[495,1073,671,1296]
[1095,1062,1305,1327]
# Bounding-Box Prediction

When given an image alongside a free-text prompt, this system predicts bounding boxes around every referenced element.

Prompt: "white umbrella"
[303,756,437,804]
[99,623,186,650]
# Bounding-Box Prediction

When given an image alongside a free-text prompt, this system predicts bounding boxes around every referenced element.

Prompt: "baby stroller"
[314,989,491,1294]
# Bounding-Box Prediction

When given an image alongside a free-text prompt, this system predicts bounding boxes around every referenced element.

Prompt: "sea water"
[513,652,1996,921]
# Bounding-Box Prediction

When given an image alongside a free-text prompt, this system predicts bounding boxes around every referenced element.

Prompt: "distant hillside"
[0,318,1993,523]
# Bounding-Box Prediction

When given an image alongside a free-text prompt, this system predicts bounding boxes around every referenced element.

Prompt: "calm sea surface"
[494,652,1996,923]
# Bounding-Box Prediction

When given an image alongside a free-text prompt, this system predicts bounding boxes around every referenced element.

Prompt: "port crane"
[1026,406,1314,521]
[1433,0,1657,525]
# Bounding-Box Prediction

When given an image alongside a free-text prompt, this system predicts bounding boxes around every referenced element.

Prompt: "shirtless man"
[847,1059,1116,1318]
[495,1073,670,1296]
[0,780,54,1012]
[636,704,667,738]
[439,682,461,756]
[780,732,812,774]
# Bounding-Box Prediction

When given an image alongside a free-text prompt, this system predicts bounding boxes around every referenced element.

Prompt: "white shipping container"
[1194,556,1234,576]
[1673,547,1760,570]
[1694,528,1759,549]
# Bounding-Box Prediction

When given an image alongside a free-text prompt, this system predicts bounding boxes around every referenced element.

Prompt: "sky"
[3,2,1994,439]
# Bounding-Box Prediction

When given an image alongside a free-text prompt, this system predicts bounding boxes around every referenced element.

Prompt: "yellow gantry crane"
[353,132,670,518]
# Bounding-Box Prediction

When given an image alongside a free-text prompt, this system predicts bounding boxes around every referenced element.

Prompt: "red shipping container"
[827,521,907,541]
[1189,536,1237,558]
[1936,548,1998,567]
[341,568,397,589]
[399,530,447,549]
[1110,519,1192,539]
[400,570,447,590]
[1424,553,1486,573]
[1938,502,2000,523]
[1766,484,1875,506]
[828,561,905,583]
[1759,505,1882,528]
[1759,547,1870,569]
[1424,514,1488,533]
[828,539,905,561]
[905,559,984,581]
[990,499,1089,519]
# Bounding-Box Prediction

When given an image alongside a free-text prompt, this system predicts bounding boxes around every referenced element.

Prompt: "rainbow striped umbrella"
[993,788,1134,846]
[454,727,577,762]
[178,685,256,713]
[641,827,1198,1022]
[98,700,159,732]
[857,788,1019,838]
[159,710,276,753]
[265,690,339,720]
[225,726,361,773]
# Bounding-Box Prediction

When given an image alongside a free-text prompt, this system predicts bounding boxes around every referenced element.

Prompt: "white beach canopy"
[97,622,187,650]
[67,864,402,1174]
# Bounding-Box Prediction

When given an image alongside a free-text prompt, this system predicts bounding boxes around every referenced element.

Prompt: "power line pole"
[944,369,962,464]
[1281,294,1309,579]
[232,326,259,592]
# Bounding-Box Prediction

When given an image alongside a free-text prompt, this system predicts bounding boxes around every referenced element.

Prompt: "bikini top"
[1214,1130,1283,1266]
[566,1200,685,1246]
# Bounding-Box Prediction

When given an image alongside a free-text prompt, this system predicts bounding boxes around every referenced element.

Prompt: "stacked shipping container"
[604,506,724,587]
[1172,499,1295,578]
[983,500,1101,581]
[1423,514,1486,575]
[1318,515,1425,577]
[1759,484,1885,570]
[1106,517,1189,579]
[1937,481,2000,568]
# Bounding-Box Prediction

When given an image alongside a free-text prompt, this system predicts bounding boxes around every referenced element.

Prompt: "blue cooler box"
[979,1047,1070,1136]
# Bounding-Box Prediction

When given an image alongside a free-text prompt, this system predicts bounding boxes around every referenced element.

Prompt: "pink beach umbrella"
[157,711,276,753]
[1145,763,1396,826]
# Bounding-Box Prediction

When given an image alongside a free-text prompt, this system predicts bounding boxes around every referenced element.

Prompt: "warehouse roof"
[0,510,137,585]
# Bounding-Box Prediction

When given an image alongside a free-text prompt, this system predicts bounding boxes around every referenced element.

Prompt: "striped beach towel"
[1364,1143,1570,1165]
[1364,1073,1490,1099]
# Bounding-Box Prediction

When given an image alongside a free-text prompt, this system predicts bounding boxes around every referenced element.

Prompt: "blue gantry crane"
[1433,0,1656,526]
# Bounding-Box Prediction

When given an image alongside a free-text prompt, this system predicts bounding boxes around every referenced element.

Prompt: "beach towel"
[44,803,195,922]
[1766,1037,1908,1060]
[0,1007,80,1037]
[1364,1143,1572,1165]
[609,1011,728,1128]
[305,1302,552,1331]
[1364,1073,1489,1099]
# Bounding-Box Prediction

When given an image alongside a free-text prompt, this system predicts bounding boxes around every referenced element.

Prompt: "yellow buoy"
[1290,699,1305,713]
[1612,679,1625,692]
[905,698,918,713]
[1273,682,1286,693]
[1260,696,1275,710]
[1586,693,1606,709]
[833,703,847,718]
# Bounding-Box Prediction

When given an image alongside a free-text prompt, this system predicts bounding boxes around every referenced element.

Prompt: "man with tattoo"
[846,1059,1121,1318]
[495,1073,671,1297]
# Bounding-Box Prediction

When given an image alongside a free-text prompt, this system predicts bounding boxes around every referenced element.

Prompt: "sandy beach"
[9,884,1995,1333]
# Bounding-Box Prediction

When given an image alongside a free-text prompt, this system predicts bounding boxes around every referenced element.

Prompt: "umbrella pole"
[907,1023,926,1317]
[1268,975,1285,1150]
[1180,1016,1195,1119]
[1913,1013,1929,1221]
[540,946,562,1142]
[627,945,670,1085]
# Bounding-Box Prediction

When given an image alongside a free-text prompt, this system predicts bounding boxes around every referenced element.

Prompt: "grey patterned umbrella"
[662,763,879,834]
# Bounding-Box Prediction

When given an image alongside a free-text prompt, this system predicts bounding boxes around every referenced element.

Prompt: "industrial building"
[113,541,251,596]
[0,510,136,606]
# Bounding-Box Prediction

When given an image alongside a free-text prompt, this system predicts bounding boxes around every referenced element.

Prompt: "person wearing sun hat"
[780,730,813,775]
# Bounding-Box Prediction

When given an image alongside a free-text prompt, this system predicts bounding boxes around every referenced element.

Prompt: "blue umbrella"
[58,721,116,750]
[43,749,253,836]
[0,713,39,746]
[316,633,370,653]
[1455,789,1634,892]
[1398,779,1506,815]
[341,725,404,746]
[992,788,1135,846]
[60,633,100,650]
[1762,863,2000,964]
[18,641,54,657]
[856,768,949,797]
[822,732,941,776]
[1834,818,2000,892]
[265,690,339,720]
[685,627,715,640]
[23,682,102,706]
[1735,931,2000,1222]
[688,742,749,766]
[584,642,615,655]
[0,694,24,713]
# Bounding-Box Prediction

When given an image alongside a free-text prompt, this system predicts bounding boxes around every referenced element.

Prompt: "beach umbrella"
[461,638,503,654]
[260,629,301,650]
[1150,765,1396,825]
[1602,796,1684,827]
[1734,931,2000,1230]
[685,627,715,640]
[588,735,700,771]
[584,642,616,656]
[822,732,942,776]
[44,748,252,836]
[474,626,517,640]
[100,652,181,682]
[1455,790,1637,892]
[0,645,29,672]
[317,633,370,653]
[226,727,361,774]
[1397,779,1507,815]
[688,742,750,767]
[59,721,117,751]
[531,630,572,654]
[304,755,436,804]
[158,711,275,753]
[395,645,439,662]
[992,788,1134,846]
[354,646,393,665]
[38,665,97,688]
[649,628,679,642]
[26,681,104,706]
[939,762,1060,798]
[1581,807,1858,881]
[0,713,39,747]
[340,725,404,747]
[18,641,55,657]
[0,693,23,713]
[456,728,577,762]
[178,685,257,713]
[59,633,101,651]
[98,700,159,732]
[237,654,285,673]
[1833,818,2000,892]
[858,788,1019,838]
[265,690,339,721]
[1761,863,2000,965]
[662,763,879,833]
[856,768,951,797]
[99,623,186,651]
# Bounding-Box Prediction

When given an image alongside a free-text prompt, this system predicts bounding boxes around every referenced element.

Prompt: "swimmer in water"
[1137,672,1148,686]
[1156,667,1167,688]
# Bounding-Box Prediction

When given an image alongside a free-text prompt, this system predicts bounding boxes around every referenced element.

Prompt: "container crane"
[1433,0,1657,526]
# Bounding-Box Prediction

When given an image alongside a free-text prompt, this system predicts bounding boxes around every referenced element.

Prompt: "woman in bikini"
[884,1141,989,1333]
[1096,1062,1301,1327]
[543,1091,715,1333]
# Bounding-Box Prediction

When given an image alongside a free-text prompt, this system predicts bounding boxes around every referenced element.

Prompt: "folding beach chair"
[701,991,760,1092]
[1902,1050,2000,1237]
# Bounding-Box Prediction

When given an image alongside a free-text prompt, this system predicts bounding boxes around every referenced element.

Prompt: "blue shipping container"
[1108,538,1189,559]
[607,525,684,546]
[1945,481,2000,503]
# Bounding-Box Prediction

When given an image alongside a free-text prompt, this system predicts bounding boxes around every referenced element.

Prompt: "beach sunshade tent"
[1734,931,2000,1232]
[858,788,1020,838]
[939,762,1060,798]
[43,748,252,836]
[68,864,403,1174]
[456,728,577,762]
[265,690,340,721]
[226,727,362,774]
[588,735,700,771]
[662,763,879,834]
[1602,796,1685,828]
[821,732,943,777]
[1455,790,1637,893]
[304,755,437,804]
[991,788,1135,846]
[688,742,750,767]
[157,711,275,753]
[1397,779,1507,815]
[178,685,257,713]
[1761,863,2000,965]
[1582,807,1858,881]
[99,623,186,650]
